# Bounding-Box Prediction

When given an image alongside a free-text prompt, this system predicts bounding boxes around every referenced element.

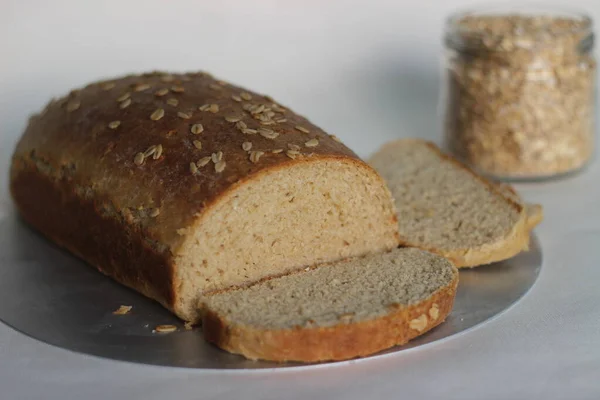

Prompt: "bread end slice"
[369,139,543,268]
[200,248,458,362]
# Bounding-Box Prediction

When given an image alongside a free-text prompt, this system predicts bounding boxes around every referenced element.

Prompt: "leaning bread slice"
[200,247,458,362]
[369,139,542,268]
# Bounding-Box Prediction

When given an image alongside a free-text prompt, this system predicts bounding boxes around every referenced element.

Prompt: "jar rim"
[445,3,593,50]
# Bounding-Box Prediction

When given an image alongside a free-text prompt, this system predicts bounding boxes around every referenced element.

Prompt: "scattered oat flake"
[134,83,151,92]
[330,134,342,143]
[166,98,179,107]
[197,156,211,167]
[259,128,279,139]
[212,151,223,163]
[225,115,241,123]
[240,92,252,101]
[243,128,257,135]
[149,208,160,217]
[101,82,116,91]
[242,141,252,151]
[66,101,80,112]
[236,121,247,130]
[108,120,121,129]
[305,138,319,147]
[429,304,440,321]
[153,144,163,159]
[117,92,131,102]
[409,315,428,332]
[191,124,204,135]
[113,305,132,315]
[155,88,169,97]
[286,150,300,159]
[272,148,283,154]
[171,85,185,93]
[144,145,157,157]
[209,104,219,113]
[231,94,242,102]
[134,152,145,165]
[177,111,192,119]
[295,125,309,133]
[193,140,203,150]
[154,324,177,333]
[214,160,226,173]
[199,104,210,111]
[209,83,222,90]
[288,143,301,151]
[249,151,264,163]
[150,108,165,121]
[190,161,198,174]
[275,118,287,123]
[120,98,132,109]
[251,104,265,115]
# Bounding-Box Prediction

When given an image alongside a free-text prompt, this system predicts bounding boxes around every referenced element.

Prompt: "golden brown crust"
[9,163,177,312]
[201,271,458,362]
[371,138,543,268]
[437,213,530,268]
[525,204,544,231]
[10,71,389,318]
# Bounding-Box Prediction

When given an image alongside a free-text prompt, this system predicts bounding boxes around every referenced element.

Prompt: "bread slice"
[200,247,458,362]
[369,139,543,268]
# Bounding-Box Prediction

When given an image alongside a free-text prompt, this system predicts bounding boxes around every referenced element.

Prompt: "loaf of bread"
[201,247,458,362]
[10,71,400,322]
[369,139,542,267]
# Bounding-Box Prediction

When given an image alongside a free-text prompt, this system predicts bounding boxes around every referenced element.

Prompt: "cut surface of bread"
[369,139,542,267]
[10,71,399,322]
[173,157,400,320]
[200,247,458,362]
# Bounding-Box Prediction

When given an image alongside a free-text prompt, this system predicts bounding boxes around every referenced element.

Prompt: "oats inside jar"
[443,10,596,179]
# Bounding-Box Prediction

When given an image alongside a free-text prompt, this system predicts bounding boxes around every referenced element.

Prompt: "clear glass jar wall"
[443,7,596,180]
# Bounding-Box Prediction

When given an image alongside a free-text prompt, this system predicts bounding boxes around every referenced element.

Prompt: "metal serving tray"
[0,207,542,369]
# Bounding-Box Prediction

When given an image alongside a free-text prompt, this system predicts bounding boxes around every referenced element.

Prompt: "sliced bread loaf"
[10,72,400,322]
[369,139,542,268]
[200,247,458,362]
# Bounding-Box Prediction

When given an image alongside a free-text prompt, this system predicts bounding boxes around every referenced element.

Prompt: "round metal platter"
[0,208,542,369]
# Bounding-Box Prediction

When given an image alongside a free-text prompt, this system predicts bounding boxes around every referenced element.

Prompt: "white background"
[1,0,600,399]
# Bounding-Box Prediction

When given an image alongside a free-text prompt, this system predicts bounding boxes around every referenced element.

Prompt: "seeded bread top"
[11,71,358,250]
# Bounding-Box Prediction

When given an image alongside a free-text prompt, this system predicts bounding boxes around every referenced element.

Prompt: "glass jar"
[442,6,596,180]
